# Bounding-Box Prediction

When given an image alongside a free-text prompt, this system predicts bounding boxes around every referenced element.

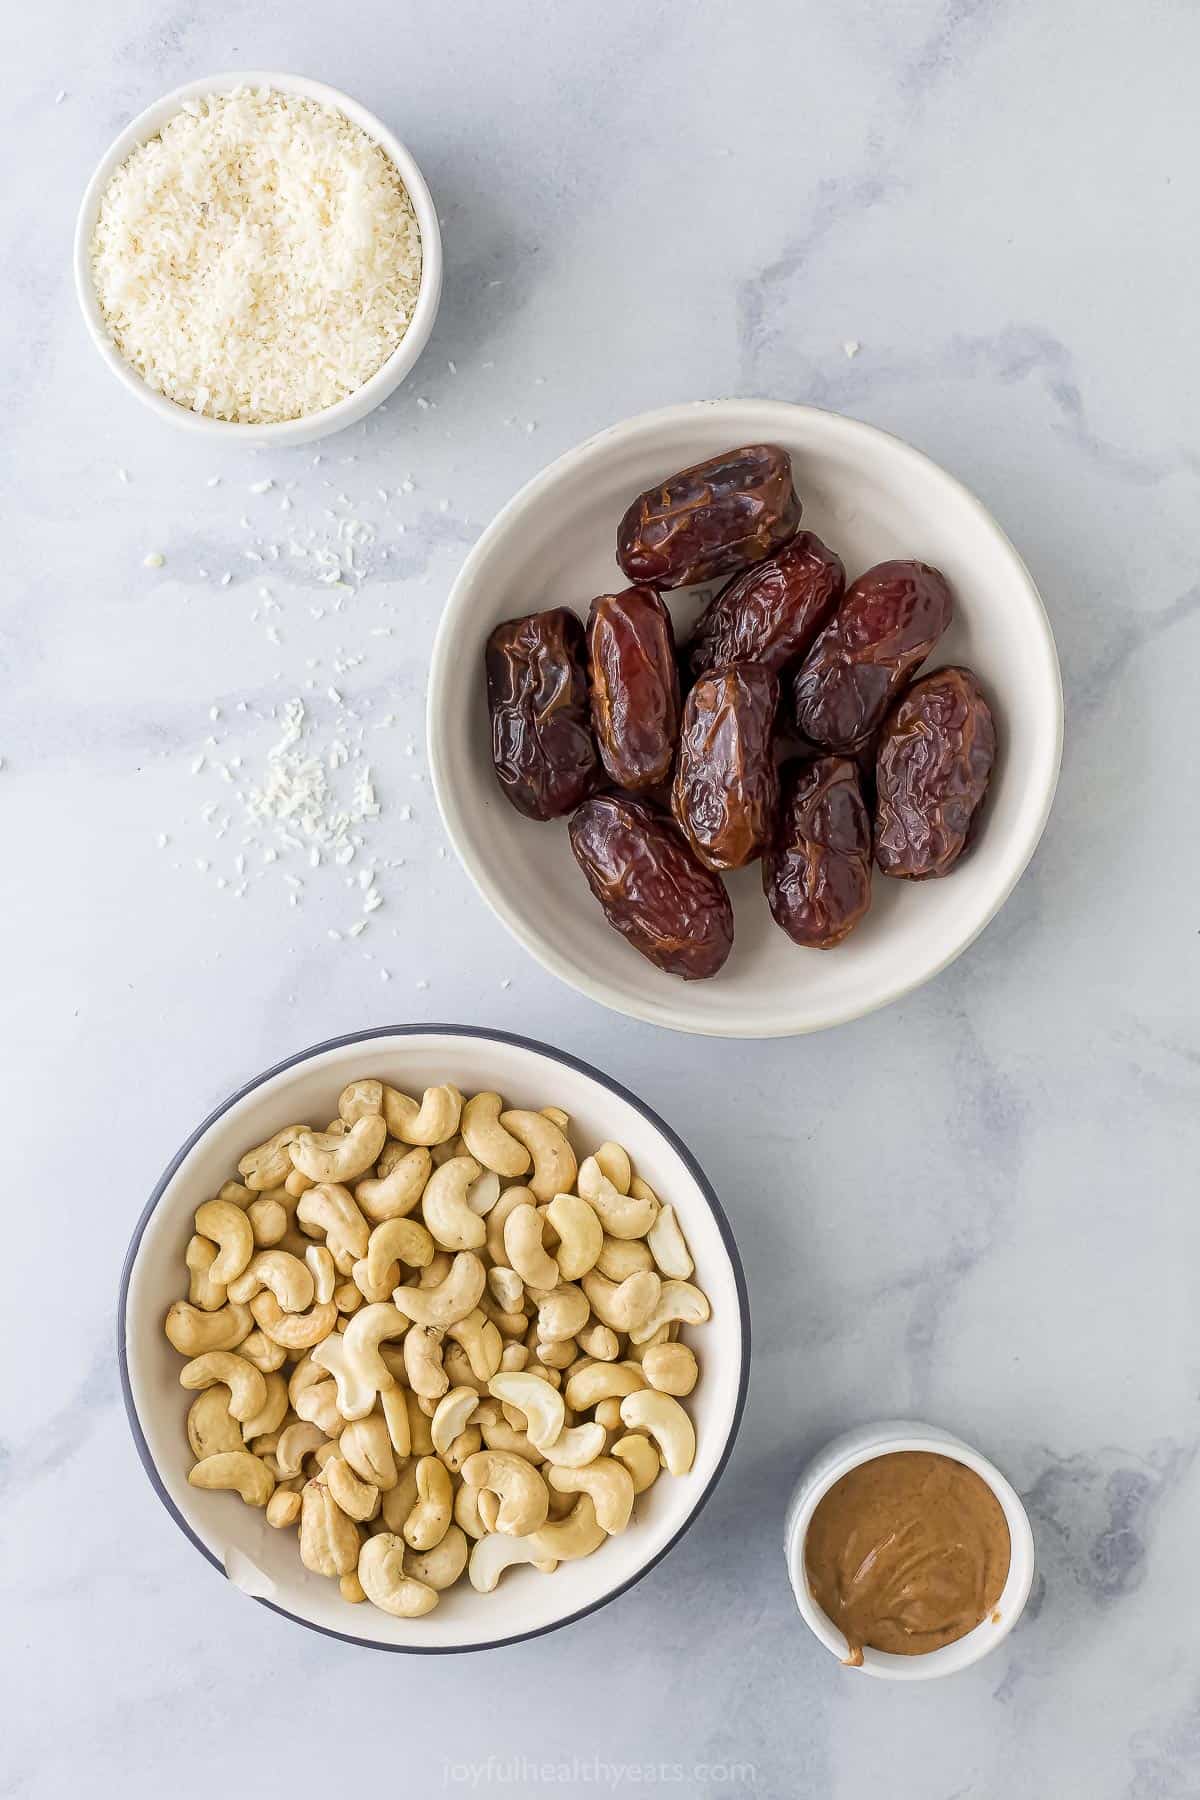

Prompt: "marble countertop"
[5,1,1198,1794]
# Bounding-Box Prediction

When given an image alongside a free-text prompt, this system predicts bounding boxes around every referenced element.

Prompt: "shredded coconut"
[91,88,423,424]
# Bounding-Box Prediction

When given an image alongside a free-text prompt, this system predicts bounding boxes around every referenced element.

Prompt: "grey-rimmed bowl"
[75,72,443,446]
[119,1025,750,1652]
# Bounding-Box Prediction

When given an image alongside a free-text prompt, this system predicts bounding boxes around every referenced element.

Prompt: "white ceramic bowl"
[784,1419,1035,1680]
[119,1025,749,1651]
[428,399,1063,1038]
[74,72,443,446]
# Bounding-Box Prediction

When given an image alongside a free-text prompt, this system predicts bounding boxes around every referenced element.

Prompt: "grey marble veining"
[3,1,1199,1794]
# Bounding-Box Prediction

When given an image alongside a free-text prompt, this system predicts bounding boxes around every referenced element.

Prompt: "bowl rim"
[74,70,443,445]
[783,1419,1036,1680]
[427,397,1065,1039]
[117,1022,752,1653]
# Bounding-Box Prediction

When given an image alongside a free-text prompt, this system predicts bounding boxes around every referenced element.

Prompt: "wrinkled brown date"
[568,795,734,980]
[616,444,802,590]
[790,560,953,754]
[874,666,996,879]
[485,609,599,820]
[587,586,681,791]
[672,663,780,871]
[762,757,873,948]
[686,531,845,679]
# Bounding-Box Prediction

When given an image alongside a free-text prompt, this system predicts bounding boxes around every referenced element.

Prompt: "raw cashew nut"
[247,1194,289,1248]
[463,1450,550,1535]
[382,1083,462,1147]
[339,1415,398,1491]
[250,1292,337,1351]
[646,1203,694,1280]
[325,1455,380,1522]
[431,1386,480,1456]
[403,1456,454,1551]
[619,1390,695,1475]
[466,1170,501,1216]
[527,1494,606,1563]
[187,1388,243,1460]
[238,1126,307,1191]
[180,1351,268,1423]
[564,1362,646,1413]
[487,1265,525,1315]
[338,1078,383,1124]
[480,1419,544,1464]
[361,1218,435,1297]
[164,1300,252,1356]
[594,1397,624,1431]
[537,1338,577,1371]
[296,1183,370,1273]
[498,1111,577,1203]
[380,1386,411,1459]
[577,1322,620,1362]
[381,1462,420,1534]
[405,1389,435,1456]
[485,1185,533,1267]
[186,1235,227,1311]
[189,1450,274,1507]
[392,1251,486,1329]
[237,1328,287,1372]
[306,1244,336,1304]
[290,1115,386,1185]
[421,1157,487,1252]
[487,1372,565,1453]
[504,1204,559,1291]
[545,1193,604,1282]
[403,1323,448,1399]
[276,1421,327,1479]
[582,1269,661,1334]
[193,1200,254,1285]
[628,1279,711,1345]
[592,1141,632,1194]
[461,1093,531,1177]
[358,1532,439,1615]
[446,1310,503,1382]
[241,1370,289,1440]
[548,1458,635,1533]
[535,1284,590,1344]
[267,1488,302,1528]
[642,1342,698,1397]
[228,1250,315,1313]
[312,1302,409,1418]
[355,1146,432,1224]
[469,1530,555,1592]
[577,1158,658,1240]
[538,1421,607,1470]
[596,1237,654,1283]
[299,1477,360,1576]
[405,1524,469,1590]
[611,1433,662,1494]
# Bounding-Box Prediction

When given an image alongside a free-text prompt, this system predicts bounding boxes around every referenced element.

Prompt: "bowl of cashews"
[119,1025,750,1651]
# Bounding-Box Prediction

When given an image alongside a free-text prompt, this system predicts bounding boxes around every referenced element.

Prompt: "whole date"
[762,757,873,948]
[874,666,996,878]
[672,663,780,870]
[790,560,953,753]
[587,585,681,791]
[686,531,845,679]
[485,609,599,820]
[568,795,734,980]
[616,443,802,590]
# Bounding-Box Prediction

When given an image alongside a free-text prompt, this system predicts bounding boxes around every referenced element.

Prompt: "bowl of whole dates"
[429,401,1062,1037]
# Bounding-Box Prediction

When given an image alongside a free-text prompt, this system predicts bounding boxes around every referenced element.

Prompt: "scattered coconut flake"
[143,551,165,568]
[843,340,861,359]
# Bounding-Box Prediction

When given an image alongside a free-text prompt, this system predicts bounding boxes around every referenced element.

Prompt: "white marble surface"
[4,1,1199,1794]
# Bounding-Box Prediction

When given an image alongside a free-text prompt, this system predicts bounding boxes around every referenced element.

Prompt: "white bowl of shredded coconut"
[75,73,442,443]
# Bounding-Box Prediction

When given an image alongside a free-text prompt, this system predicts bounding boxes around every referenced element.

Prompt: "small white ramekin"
[74,71,443,447]
[784,1419,1035,1680]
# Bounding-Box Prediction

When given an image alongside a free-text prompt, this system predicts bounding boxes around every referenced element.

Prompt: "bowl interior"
[122,1029,748,1650]
[429,400,1062,1037]
[75,71,442,444]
